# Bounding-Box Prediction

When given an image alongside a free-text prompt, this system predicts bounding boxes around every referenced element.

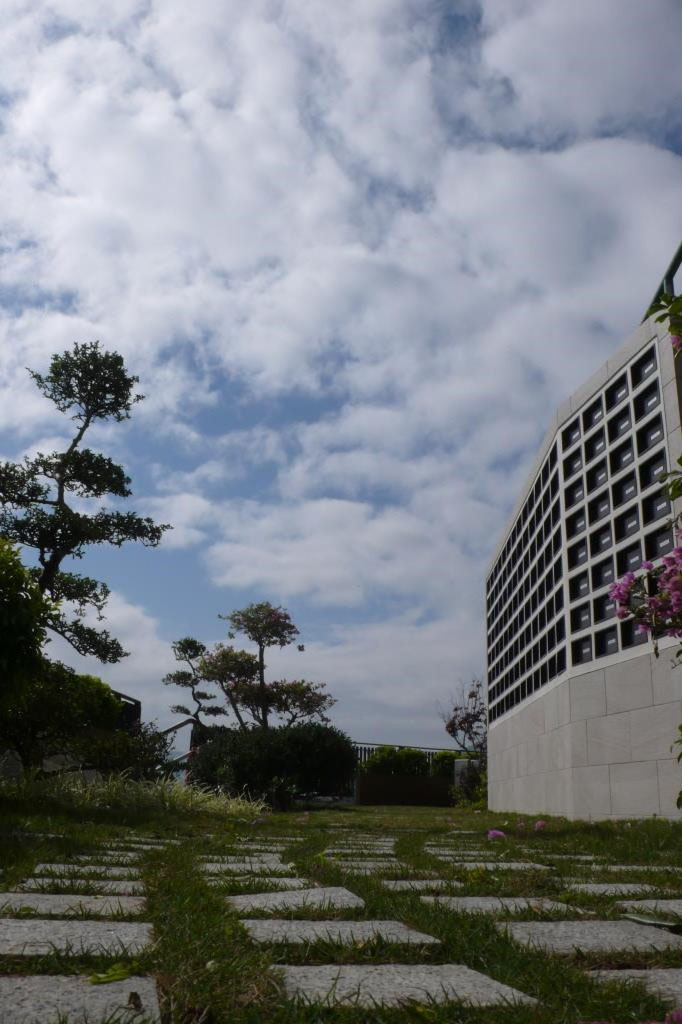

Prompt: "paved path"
[4,824,682,1018]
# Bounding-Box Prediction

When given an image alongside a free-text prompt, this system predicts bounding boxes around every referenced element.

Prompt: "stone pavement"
[227,829,537,1008]
[275,963,537,1007]
[0,834,166,1021]
[4,824,682,1017]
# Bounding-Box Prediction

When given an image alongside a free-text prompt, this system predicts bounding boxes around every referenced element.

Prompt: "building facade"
[486,316,682,819]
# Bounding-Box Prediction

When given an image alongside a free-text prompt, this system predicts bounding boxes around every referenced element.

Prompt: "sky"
[2,0,682,752]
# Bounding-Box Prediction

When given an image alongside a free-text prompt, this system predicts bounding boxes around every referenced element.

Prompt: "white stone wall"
[488,649,682,819]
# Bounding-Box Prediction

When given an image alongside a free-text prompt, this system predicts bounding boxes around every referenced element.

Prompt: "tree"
[162,638,226,725]
[443,678,488,768]
[0,342,170,662]
[0,660,123,769]
[164,605,336,731]
[198,644,259,731]
[0,538,52,700]
[222,601,302,729]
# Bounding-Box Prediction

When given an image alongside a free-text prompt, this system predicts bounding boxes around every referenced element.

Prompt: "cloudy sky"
[2,0,682,750]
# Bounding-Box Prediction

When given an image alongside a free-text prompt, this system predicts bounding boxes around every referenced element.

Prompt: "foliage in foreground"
[0,771,266,819]
[0,660,123,768]
[0,538,53,697]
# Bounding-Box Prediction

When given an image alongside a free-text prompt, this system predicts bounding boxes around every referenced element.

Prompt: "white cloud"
[2,1,681,747]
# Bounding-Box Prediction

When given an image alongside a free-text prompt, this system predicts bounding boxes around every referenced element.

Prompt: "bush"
[360,745,429,777]
[1,660,123,769]
[194,723,357,805]
[450,764,487,808]
[80,722,174,780]
[429,750,462,779]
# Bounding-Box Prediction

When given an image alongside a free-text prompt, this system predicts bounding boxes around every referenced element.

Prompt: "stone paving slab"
[326,852,398,860]
[543,854,597,862]
[226,845,287,853]
[275,963,536,1007]
[0,892,144,916]
[203,861,294,875]
[74,851,139,862]
[500,920,682,954]
[0,919,153,955]
[448,861,550,872]
[618,899,682,917]
[382,879,460,892]
[602,864,682,873]
[17,878,145,895]
[328,841,395,846]
[243,919,439,945]
[0,974,160,1023]
[422,896,573,914]
[33,864,141,878]
[228,887,364,913]
[208,876,309,890]
[327,859,404,870]
[197,851,282,860]
[565,882,660,896]
[424,848,488,856]
[241,835,304,842]
[588,968,682,1006]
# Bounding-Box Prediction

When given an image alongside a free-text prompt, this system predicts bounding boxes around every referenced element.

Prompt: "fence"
[351,742,461,767]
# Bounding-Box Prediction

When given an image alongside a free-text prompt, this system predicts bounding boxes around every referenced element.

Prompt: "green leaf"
[89,962,133,985]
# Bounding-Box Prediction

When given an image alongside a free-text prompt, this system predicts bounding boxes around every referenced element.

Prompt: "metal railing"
[351,742,461,767]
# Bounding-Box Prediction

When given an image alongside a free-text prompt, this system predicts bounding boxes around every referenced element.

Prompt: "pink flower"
[516,821,526,829]
[534,819,547,831]
[671,335,682,350]
[666,1012,682,1024]
[487,829,506,840]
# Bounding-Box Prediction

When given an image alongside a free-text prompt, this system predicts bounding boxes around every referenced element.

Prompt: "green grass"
[2,784,682,1022]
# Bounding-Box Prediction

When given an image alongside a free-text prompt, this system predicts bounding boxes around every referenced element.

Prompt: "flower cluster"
[610,542,682,654]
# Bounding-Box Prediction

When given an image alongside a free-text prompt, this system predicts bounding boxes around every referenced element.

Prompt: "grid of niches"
[486,339,673,725]
[561,343,672,669]
[484,444,565,722]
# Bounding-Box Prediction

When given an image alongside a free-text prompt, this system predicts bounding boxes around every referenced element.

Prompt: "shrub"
[430,750,462,779]
[360,745,429,777]
[1,660,123,769]
[80,722,174,780]
[194,723,356,804]
[451,765,487,808]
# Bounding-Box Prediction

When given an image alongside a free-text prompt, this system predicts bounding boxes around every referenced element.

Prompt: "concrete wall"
[488,647,682,819]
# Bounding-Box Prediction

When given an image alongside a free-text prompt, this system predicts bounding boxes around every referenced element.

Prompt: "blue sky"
[2,0,682,749]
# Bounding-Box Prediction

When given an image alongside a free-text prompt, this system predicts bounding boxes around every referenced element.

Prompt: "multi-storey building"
[486,257,682,819]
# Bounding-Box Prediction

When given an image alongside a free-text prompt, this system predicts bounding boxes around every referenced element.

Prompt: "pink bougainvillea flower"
[487,829,506,840]
[665,1011,682,1024]
[671,335,682,350]
[534,820,547,831]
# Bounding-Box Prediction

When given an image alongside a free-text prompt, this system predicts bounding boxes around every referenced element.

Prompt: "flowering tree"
[163,605,336,732]
[442,678,487,768]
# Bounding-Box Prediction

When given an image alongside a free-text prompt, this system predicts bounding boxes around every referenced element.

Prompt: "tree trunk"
[258,644,268,729]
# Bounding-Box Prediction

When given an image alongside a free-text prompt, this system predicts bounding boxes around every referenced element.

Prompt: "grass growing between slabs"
[1,787,682,1021]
